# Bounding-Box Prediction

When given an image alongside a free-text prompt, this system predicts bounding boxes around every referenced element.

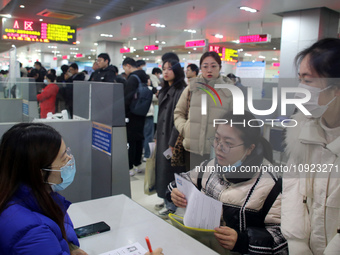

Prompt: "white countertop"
[68,194,219,255]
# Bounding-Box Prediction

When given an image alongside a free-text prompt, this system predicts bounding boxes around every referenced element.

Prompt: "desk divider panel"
[74,81,130,199]
[0,99,23,122]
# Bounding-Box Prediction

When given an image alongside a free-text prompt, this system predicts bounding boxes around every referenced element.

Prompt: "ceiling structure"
[0,0,339,65]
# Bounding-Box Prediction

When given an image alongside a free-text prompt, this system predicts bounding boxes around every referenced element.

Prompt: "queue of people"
[0,38,339,254]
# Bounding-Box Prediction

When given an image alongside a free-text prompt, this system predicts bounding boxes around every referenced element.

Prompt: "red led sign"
[120,48,131,53]
[239,34,271,44]
[185,39,207,48]
[144,45,159,51]
[272,62,280,67]
[53,57,57,60]
[62,55,69,60]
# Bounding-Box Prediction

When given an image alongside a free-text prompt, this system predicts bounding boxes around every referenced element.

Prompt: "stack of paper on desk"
[175,174,222,230]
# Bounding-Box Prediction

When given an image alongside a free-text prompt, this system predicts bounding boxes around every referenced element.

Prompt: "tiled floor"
[129,162,185,219]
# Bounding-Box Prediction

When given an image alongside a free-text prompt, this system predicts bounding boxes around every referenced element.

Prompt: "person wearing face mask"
[282,38,340,255]
[168,111,288,254]
[174,51,234,171]
[0,123,87,255]
[37,73,59,118]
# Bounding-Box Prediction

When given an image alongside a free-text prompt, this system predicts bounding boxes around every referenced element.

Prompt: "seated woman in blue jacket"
[0,123,87,255]
[0,123,163,255]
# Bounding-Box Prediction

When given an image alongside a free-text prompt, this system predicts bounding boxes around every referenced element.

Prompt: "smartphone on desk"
[74,221,110,238]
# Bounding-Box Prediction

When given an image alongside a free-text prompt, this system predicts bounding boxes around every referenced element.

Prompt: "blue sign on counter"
[92,122,112,156]
[23,100,29,116]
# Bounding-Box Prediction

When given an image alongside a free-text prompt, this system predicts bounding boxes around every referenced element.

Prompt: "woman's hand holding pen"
[171,188,187,208]
[145,247,163,255]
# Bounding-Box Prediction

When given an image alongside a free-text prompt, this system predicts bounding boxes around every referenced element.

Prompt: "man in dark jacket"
[63,63,85,118]
[33,61,47,82]
[122,57,149,176]
[90,53,117,82]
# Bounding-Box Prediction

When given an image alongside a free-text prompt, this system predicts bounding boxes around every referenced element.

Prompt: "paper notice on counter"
[175,173,222,230]
[99,242,147,255]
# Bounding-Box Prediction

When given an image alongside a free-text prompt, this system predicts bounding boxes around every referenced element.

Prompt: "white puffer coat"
[174,75,233,155]
[168,157,288,254]
[282,112,340,255]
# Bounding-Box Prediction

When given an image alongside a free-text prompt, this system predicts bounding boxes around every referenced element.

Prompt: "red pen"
[145,236,153,253]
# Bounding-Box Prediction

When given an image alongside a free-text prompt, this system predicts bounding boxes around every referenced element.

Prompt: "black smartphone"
[74,221,110,238]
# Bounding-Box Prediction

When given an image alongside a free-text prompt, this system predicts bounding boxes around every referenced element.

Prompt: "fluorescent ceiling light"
[232,40,240,44]
[100,34,113,37]
[132,38,137,40]
[96,16,101,20]
[161,41,166,44]
[244,53,252,56]
[150,23,166,28]
[239,6,258,13]
[184,29,196,33]
[19,5,25,8]
[272,58,278,61]
[259,55,266,59]
[155,40,159,43]
[215,34,223,38]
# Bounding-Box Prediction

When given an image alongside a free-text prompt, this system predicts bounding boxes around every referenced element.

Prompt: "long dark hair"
[161,59,186,90]
[295,38,340,88]
[0,123,67,239]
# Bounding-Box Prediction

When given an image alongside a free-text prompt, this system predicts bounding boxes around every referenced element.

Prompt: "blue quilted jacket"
[0,185,79,254]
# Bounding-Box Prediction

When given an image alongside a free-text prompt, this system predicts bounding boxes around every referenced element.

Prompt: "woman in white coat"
[282,38,340,255]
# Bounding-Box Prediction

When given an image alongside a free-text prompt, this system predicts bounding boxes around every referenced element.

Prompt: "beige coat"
[174,75,233,155]
[282,112,340,255]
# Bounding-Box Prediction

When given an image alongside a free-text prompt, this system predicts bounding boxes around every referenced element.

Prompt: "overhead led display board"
[185,39,207,48]
[239,34,271,44]
[209,45,238,62]
[120,48,131,53]
[144,45,160,51]
[1,18,77,44]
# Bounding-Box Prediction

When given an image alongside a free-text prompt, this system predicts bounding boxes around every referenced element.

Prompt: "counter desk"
[68,194,219,255]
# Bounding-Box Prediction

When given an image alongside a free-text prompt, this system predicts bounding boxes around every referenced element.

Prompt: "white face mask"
[295,83,336,118]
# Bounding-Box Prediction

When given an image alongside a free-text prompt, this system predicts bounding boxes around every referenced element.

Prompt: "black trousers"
[128,139,143,169]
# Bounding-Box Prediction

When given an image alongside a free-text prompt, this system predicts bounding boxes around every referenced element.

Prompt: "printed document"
[175,173,222,229]
[99,242,147,255]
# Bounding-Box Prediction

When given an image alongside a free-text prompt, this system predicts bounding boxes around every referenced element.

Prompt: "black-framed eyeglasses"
[208,137,244,154]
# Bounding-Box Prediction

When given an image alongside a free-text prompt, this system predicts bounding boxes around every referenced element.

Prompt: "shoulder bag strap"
[131,74,142,87]
[197,160,209,191]
[261,176,282,220]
